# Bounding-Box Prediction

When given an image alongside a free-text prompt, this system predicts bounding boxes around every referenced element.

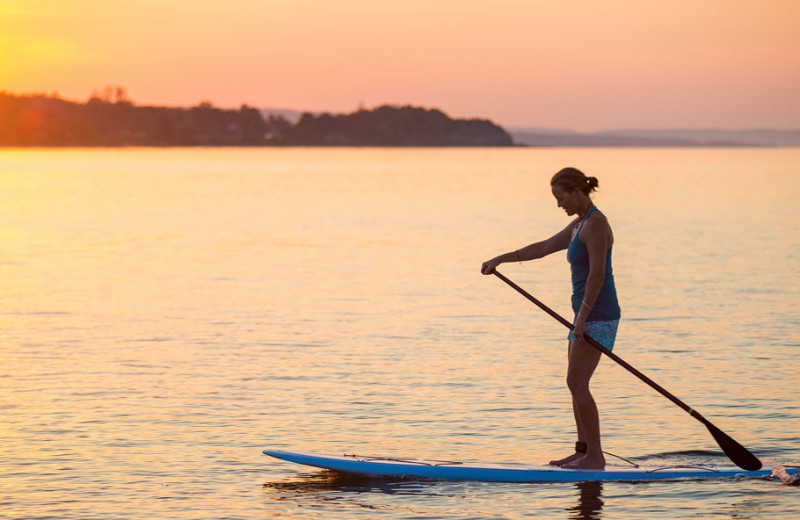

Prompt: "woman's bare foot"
[562,454,606,469]
[549,451,583,466]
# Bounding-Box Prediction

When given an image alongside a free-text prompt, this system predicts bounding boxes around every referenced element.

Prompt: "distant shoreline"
[262,108,800,147]
[2,91,797,147]
[508,127,800,147]
[0,93,512,147]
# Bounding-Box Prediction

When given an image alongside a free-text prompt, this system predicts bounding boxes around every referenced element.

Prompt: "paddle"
[490,270,762,471]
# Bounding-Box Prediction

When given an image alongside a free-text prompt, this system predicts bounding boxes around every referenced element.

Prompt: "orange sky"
[1,0,798,130]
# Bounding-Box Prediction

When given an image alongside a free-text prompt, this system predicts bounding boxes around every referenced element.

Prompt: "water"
[1,147,798,519]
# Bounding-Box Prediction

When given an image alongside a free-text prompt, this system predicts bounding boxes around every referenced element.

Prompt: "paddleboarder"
[481,167,620,469]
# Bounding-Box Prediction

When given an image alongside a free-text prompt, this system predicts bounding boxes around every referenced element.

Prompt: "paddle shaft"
[491,270,762,471]
[492,271,693,414]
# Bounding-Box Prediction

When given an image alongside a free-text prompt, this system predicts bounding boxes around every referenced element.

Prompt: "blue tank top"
[567,207,621,322]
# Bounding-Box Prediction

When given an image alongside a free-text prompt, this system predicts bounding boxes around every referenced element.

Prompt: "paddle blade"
[705,422,762,471]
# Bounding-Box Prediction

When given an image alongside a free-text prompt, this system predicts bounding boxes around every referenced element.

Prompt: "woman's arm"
[481,219,577,274]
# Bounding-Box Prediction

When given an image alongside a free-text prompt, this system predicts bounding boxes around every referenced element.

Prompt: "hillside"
[0,92,513,147]
[278,105,514,146]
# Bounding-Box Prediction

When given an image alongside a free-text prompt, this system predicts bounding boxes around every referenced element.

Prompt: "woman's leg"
[562,338,605,469]
[549,342,588,466]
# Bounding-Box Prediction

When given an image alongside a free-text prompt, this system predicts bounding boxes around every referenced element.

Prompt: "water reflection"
[265,470,414,494]
[6,147,799,519]
[266,471,605,519]
[264,471,439,518]
[567,481,604,520]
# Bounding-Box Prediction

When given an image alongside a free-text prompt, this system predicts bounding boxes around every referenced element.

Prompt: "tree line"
[0,92,514,147]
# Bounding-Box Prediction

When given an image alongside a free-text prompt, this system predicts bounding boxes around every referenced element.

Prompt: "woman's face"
[551,184,581,216]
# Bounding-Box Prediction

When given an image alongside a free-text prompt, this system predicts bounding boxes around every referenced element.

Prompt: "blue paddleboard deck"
[264,449,797,483]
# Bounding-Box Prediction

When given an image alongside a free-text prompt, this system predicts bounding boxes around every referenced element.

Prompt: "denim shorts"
[568,319,619,350]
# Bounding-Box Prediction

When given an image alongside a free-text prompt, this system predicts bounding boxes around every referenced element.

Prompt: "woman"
[481,167,620,469]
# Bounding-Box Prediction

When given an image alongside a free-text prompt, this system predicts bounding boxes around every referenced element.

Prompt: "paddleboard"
[264,449,798,483]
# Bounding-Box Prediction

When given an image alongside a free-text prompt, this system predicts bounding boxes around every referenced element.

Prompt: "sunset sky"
[1,0,798,131]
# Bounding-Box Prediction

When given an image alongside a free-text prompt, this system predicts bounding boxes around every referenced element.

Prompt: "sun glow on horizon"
[1,0,799,130]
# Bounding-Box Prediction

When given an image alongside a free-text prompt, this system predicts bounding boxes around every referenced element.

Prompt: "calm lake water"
[1,147,798,519]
